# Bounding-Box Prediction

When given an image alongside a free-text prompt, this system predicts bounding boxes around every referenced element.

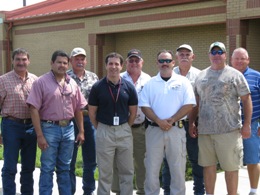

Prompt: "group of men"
[0,41,259,195]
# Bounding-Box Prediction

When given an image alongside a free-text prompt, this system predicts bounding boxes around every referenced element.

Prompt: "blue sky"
[0,0,45,11]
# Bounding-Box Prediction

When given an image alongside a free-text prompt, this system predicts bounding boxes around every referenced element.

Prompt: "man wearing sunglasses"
[232,48,260,195]
[67,47,99,195]
[162,44,205,195]
[111,49,151,195]
[139,49,196,194]
[189,42,252,195]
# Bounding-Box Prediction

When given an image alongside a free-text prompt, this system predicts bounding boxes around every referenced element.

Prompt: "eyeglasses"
[158,59,173,64]
[210,50,225,56]
[128,59,141,63]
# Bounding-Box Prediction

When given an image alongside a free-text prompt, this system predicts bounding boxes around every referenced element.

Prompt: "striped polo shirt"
[242,67,260,122]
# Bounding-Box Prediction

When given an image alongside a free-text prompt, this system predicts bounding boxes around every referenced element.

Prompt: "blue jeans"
[39,121,75,195]
[162,121,205,195]
[70,116,97,195]
[1,117,37,195]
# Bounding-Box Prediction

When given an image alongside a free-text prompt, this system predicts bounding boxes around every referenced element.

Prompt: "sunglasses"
[128,59,141,63]
[158,59,173,64]
[210,50,225,56]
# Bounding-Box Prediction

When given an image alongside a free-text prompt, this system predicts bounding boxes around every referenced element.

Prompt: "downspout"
[6,22,13,72]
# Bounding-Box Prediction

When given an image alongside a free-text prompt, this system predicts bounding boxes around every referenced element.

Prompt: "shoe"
[249,192,258,195]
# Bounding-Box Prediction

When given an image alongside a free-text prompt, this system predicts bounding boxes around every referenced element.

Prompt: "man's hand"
[189,123,198,138]
[75,132,85,146]
[157,119,172,131]
[241,124,251,139]
[37,135,49,151]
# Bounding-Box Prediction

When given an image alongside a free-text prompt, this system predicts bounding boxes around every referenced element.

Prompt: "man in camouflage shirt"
[67,47,99,195]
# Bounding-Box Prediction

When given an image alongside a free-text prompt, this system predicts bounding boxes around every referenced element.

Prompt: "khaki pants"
[112,124,146,194]
[145,125,186,195]
[96,123,134,195]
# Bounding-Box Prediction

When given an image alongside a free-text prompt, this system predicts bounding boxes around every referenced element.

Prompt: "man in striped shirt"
[232,47,260,195]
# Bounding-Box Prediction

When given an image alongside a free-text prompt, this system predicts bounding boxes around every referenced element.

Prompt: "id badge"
[113,116,119,126]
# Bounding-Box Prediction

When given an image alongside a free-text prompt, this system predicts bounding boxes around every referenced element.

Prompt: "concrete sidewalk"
[0,160,257,194]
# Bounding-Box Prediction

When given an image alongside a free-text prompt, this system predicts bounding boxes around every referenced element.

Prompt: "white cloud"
[0,0,46,11]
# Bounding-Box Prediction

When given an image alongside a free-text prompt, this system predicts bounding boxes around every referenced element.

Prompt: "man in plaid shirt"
[0,48,38,195]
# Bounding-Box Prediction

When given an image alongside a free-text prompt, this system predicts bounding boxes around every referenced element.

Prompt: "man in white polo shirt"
[139,49,196,194]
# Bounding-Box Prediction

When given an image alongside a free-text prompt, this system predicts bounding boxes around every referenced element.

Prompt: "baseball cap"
[70,47,86,57]
[127,49,142,59]
[177,44,193,53]
[209,42,226,52]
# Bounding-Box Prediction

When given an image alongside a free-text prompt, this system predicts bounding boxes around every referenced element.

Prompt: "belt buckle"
[59,120,68,127]
[46,120,53,124]
[178,120,184,128]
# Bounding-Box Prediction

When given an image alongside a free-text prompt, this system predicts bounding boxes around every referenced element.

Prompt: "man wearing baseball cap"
[162,44,205,195]
[68,47,99,195]
[112,49,151,194]
[189,42,252,195]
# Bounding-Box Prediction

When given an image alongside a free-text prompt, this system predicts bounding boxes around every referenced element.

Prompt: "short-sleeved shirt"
[0,70,38,118]
[194,65,250,134]
[173,66,201,89]
[67,69,99,101]
[88,77,138,126]
[120,71,151,124]
[241,67,260,123]
[139,72,196,120]
[26,71,87,121]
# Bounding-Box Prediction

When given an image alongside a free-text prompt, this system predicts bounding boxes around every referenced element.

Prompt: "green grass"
[0,145,99,179]
[0,145,194,181]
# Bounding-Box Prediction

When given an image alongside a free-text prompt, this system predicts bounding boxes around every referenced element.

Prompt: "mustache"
[16,64,25,67]
[76,64,84,67]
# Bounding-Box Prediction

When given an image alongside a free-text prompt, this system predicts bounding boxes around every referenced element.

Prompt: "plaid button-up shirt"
[0,70,38,119]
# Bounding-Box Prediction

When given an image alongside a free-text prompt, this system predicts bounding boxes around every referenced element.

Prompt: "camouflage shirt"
[67,69,99,101]
[195,65,250,134]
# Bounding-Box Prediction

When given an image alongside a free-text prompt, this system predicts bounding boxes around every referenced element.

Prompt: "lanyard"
[107,78,121,116]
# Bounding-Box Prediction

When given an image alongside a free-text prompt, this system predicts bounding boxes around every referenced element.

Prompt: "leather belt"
[41,119,72,127]
[5,116,32,124]
[131,122,145,128]
[148,120,185,128]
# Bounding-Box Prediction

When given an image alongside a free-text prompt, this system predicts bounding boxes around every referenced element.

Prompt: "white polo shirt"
[139,72,196,120]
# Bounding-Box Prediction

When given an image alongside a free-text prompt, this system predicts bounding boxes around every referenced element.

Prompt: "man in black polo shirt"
[88,52,138,195]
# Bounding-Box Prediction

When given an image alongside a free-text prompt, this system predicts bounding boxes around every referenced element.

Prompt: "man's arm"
[74,110,85,146]
[188,95,200,138]
[241,93,252,139]
[167,104,193,124]
[141,107,172,131]
[128,105,137,126]
[88,105,98,129]
[29,105,49,151]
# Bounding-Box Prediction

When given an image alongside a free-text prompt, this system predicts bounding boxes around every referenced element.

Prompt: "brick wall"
[3,0,260,76]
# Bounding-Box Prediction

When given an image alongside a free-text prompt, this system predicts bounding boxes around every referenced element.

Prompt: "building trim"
[14,23,85,35]
[100,6,226,26]
[247,0,260,8]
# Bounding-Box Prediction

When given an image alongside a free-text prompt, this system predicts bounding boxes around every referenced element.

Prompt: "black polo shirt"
[88,77,138,126]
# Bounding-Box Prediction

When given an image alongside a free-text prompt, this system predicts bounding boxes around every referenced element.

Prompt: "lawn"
[0,144,193,181]
[0,145,99,179]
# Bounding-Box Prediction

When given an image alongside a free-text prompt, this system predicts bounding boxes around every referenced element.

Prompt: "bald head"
[231,47,250,73]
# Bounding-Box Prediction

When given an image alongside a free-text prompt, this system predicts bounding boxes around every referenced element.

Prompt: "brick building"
[0,0,259,77]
